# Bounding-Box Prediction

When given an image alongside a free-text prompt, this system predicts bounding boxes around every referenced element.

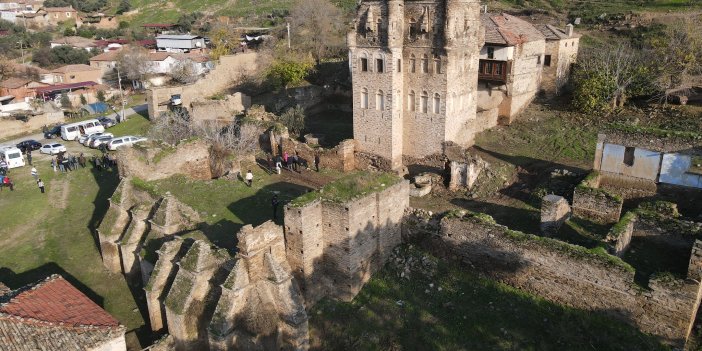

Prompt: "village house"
[156,34,206,53]
[17,6,77,27]
[535,23,581,95]
[51,64,103,84]
[35,81,109,107]
[0,77,49,101]
[0,275,127,351]
[90,50,120,74]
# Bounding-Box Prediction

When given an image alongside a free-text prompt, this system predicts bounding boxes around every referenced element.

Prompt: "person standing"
[37,178,45,194]
[245,170,253,187]
[267,154,273,174]
[275,156,282,175]
[283,151,289,170]
[314,154,320,172]
[31,166,38,181]
[51,157,57,173]
[272,194,279,220]
[26,150,32,165]
[78,153,86,168]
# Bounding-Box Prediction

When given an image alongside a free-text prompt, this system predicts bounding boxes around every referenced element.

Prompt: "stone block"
[410,184,432,197]
[540,195,571,236]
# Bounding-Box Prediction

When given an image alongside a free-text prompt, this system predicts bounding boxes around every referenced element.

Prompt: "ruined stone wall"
[0,109,65,140]
[117,140,212,181]
[426,215,702,347]
[284,179,410,305]
[572,173,623,224]
[147,53,259,119]
[280,138,356,172]
[190,93,251,125]
[540,194,570,236]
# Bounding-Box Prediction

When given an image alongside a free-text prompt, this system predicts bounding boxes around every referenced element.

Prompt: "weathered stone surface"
[426,214,702,348]
[116,140,213,181]
[539,194,570,236]
[448,159,483,191]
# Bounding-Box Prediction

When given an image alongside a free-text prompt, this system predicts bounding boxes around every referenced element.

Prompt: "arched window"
[433,93,441,114]
[421,54,429,73]
[376,90,385,110]
[361,88,368,109]
[408,90,415,111]
[420,91,428,113]
[433,55,441,74]
[376,54,384,73]
[376,18,382,33]
[410,54,416,73]
[360,53,368,72]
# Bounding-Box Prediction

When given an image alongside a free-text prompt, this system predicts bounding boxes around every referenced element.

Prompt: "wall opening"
[624,147,635,167]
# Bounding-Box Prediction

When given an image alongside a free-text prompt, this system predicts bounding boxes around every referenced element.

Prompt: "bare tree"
[150,108,196,145]
[171,59,199,84]
[288,0,346,64]
[0,56,14,81]
[116,46,152,83]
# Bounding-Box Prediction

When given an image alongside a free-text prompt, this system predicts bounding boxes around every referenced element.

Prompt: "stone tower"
[349,0,484,169]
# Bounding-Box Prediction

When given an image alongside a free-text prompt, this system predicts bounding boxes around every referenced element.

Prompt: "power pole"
[116,67,126,123]
[17,40,24,64]
[286,22,291,49]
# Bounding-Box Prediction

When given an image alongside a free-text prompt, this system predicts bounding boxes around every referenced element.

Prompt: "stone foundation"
[572,172,623,224]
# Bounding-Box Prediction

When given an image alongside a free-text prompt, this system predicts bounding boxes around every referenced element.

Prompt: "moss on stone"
[98,206,120,237]
[289,171,402,207]
[131,177,160,197]
[165,276,194,314]
[608,211,637,240]
[180,243,202,272]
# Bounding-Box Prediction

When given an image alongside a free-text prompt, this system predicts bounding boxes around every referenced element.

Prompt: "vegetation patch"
[289,171,401,207]
[165,276,194,314]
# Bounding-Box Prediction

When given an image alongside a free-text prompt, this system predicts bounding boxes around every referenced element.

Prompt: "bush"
[265,59,314,89]
[276,105,306,137]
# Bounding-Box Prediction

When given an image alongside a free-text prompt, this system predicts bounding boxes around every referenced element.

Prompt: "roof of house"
[52,64,101,74]
[156,34,202,40]
[481,13,545,46]
[35,81,99,94]
[0,77,31,89]
[90,51,120,62]
[535,24,582,40]
[51,36,97,48]
[0,275,124,351]
[148,52,174,61]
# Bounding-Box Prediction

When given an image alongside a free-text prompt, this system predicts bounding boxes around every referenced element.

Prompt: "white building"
[155,34,206,53]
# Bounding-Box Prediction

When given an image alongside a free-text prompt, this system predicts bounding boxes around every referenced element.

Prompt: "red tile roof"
[481,13,546,46]
[35,81,99,94]
[0,275,119,327]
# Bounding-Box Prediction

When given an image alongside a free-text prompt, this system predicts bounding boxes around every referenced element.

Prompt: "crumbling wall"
[190,93,251,125]
[164,240,232,351]
[540,194,570,236]
[279,138,356,172]
[448,160,482,190]
[119,205,152,279]
[426,214,702,347]
[145,238,190,332]
[147,52,259,118]
[572,172,623,224]
[284,179,410,305]
[117,140,213,181]
[208,222,309,350]
[605,213,636,257]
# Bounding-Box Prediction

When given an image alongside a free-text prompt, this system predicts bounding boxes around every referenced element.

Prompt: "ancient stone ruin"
[540,194,571,236]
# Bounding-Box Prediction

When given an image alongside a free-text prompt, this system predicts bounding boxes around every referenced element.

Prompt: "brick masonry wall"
[426,216,702,347]
[284,179,410,305]
[572,186,623,224]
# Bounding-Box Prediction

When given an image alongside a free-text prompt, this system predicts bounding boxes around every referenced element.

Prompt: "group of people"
[265,151,321,175]
[51,152,86,173]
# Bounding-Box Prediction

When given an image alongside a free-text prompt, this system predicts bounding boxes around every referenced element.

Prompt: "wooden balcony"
[478,59,510,83]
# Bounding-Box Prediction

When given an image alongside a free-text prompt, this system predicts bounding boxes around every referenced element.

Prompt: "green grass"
[311,245,668,351]
[109,111,151,137]
[0,160,144,332]
[289,171,401,207]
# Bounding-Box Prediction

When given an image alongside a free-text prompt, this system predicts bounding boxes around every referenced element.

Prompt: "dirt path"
[49,179,70,210]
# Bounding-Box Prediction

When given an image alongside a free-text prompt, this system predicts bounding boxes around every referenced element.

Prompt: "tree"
[171,60,198,84]
[276,105,306,136]
[80,94,87,106]
[288,0,345,64]
[116,46,151,82]
[96,90,106,103]
[209,24,236,60]
[60,92,72,109]
[266,58,314,89]
[0,56,14,81]
[151,108,195,145]
[48,46,92,65]
[175,12,202,33]
[572,43,654,113]
[116,0,131,15]
[646,17,702,102]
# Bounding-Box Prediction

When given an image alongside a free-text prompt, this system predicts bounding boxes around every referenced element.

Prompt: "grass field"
[0,154,144,335]
[311,246,668,351]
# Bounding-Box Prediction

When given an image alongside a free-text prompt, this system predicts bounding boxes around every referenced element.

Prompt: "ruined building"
[350,1,580,168]
[348,0,484,169]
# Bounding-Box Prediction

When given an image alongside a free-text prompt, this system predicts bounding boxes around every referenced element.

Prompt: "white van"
[0,146,25,169]
[61,119,105,141]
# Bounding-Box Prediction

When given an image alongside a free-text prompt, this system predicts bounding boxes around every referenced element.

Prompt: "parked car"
[85,133,113,147]
[90,136,113,149]
[170,94,182,106]
[98,117,116,128]
[43,125,62,139]
[108,136,147,151]
[40,143,66,155]
[16,140,42,153]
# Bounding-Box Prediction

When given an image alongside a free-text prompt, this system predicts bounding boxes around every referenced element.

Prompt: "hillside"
[106,0,700,28]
